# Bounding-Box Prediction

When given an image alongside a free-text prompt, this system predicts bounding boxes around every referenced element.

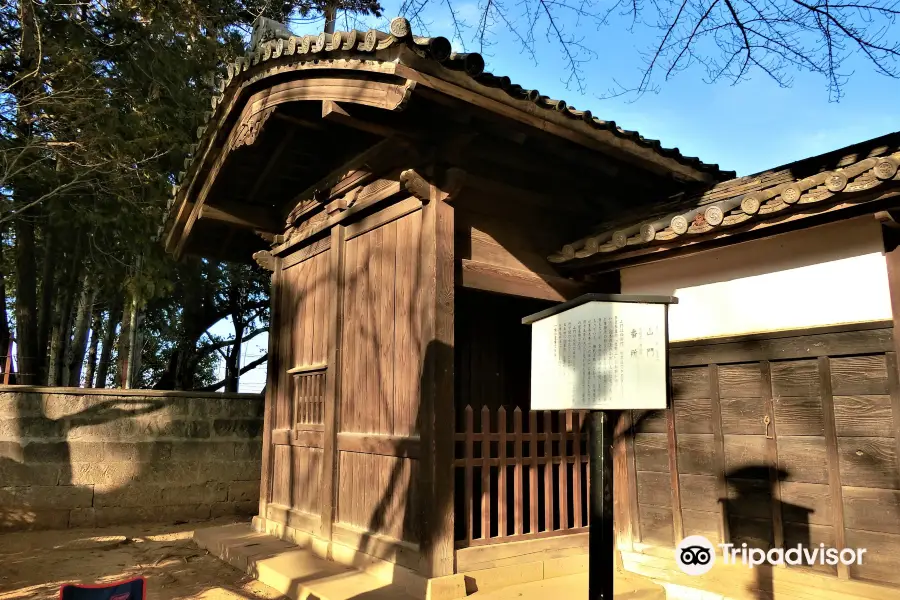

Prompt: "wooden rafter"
[199,202,279,234]
[246,123,297,206]
[321,100,413,139]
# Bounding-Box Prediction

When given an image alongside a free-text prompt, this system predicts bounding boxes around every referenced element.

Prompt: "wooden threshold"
[331,523,422,573]
[456,532,588,572]
[457,526,589,549]
[266,503,321,536]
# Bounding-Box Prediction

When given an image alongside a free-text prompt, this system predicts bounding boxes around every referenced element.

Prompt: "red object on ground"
[59,577,146,600]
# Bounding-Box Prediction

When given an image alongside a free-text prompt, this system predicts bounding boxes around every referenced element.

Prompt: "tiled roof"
[549,133,900,264]
[167,16,733,218]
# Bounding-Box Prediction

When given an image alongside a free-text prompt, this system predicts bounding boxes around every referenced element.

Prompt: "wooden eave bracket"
[400,167,467,202]
[875,209,900,228]
[198,202,279,235]
[400,169,431,202]
[321,98,417,139]
[252,250,276,271]
[284,137,413,227]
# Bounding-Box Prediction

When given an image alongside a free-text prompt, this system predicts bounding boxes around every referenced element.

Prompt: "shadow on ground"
[0,519,285,600]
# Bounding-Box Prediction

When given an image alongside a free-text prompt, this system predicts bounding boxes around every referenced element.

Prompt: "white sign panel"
[529,301,668,410]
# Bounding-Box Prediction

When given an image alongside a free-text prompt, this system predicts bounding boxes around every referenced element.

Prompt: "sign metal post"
[523,293,677,600]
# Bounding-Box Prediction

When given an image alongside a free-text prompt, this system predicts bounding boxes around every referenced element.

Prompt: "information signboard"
[523,293,677,600]
[524,294,677,411]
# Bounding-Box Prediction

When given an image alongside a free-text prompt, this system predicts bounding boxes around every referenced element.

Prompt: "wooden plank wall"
[454,197,584,302]
[335,208,424,544]
[630,322,900,588]
[454,290,552,428]
[268,246,331,529]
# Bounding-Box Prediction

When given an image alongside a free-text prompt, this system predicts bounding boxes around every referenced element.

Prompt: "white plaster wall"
[620,217,893,342]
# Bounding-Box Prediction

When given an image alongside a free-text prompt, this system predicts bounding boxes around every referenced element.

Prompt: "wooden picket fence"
[454,405,590,547]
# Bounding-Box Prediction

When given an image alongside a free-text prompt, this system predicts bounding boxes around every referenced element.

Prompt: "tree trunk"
[0,233,11,377]
[64,274,95,387]
[117,292,134,388]
[84,308,102,388]
[129,309,144,387]
[14,218,39,384]
[36,224,56,379]
[12,0,41,385]
[324,3,337,33]
[95,301,121,389]
[48,237,82,385]
[225,317,245,393]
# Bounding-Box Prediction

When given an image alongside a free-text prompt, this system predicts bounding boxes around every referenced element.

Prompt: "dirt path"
[0,519,287,600]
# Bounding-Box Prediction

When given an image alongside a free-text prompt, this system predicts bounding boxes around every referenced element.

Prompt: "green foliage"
[1,0,291,388]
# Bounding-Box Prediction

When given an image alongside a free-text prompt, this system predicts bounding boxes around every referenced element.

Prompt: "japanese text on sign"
[531,301,668,410]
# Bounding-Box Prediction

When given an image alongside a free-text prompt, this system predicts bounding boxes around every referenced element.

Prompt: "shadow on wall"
[0,390,264,532]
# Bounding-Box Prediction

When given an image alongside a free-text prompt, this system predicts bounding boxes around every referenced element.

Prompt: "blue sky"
[287,0,900,176]
[227,1,900,391]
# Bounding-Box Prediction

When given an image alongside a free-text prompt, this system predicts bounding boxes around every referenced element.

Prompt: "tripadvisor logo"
[676,536,867,575]
[676,536,716,575]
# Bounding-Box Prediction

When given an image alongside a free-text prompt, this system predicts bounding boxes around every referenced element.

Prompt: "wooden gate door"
[264,243,333,536]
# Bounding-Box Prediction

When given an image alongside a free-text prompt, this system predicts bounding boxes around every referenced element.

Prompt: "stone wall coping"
[0,385,262,400]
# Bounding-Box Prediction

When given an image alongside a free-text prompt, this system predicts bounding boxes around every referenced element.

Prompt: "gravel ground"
[0,519,287,600]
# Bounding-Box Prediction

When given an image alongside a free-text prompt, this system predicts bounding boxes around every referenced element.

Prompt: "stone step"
[193,523,420,600]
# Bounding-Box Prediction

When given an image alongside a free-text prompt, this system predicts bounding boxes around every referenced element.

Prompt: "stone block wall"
[0,386,264,531]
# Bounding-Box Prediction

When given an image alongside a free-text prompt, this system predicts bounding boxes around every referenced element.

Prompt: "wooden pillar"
[819,356,849,579]
[612,411,635,553]
[761,360,784,550]
[880,222,900,521]
[258,256,284,520]
[415,167,462,578]
[665,406,685,542]
[320,225,346,542]
[708,364,730,545]
[882,220,900,359]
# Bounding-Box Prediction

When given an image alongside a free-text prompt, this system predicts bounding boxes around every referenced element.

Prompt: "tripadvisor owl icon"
[676,535,716,575]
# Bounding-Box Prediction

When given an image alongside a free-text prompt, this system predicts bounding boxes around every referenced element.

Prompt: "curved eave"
[164,58,413,258]
[551,151,900,270]
[164,22,733,258]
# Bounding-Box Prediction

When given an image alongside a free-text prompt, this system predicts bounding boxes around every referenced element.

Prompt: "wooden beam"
[613,411,636,553]
[273,111,326,131]
[274,180,403,257]
[320,224,345,542]
[345,196,423,240]
[665,403,684,543]
[460,171,599,217]
[818,356,850,580]
[336,433,420,459]
[884,222,900,354]
[418,174,456,578]
[761,360,784,550]
[459,259,585,302]
[670,322,893,367]
[284,137,412,225]
[198,202,279,234]
[708,365,730,545]
[247,125,296,205]
[321,100,408,139]
[258,259,283,519]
